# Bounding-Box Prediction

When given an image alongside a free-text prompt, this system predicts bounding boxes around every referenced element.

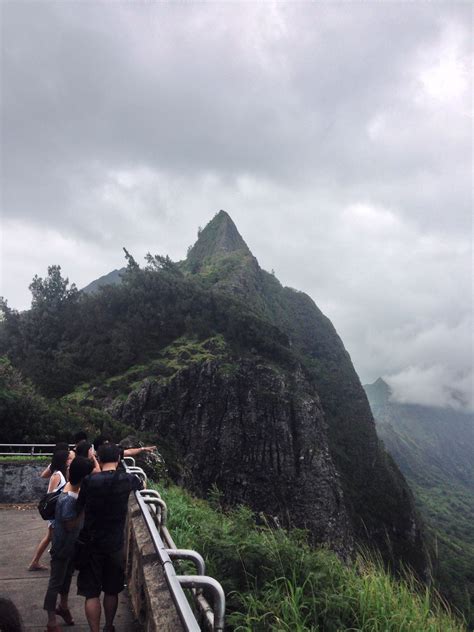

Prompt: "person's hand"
[142,446,157,453]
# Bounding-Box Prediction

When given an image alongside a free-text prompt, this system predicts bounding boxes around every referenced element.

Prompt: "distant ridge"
[82,268,124,294]
[365,377,474,488]
[364,377,391,408]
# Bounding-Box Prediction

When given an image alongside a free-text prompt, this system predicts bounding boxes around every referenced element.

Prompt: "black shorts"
[77,548,125,598]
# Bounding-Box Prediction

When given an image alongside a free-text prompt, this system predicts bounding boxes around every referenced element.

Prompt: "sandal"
[29,564,48,571]
[55,605,74,626]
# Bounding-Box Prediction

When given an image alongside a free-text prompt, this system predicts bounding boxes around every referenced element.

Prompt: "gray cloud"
[1,2,472,409]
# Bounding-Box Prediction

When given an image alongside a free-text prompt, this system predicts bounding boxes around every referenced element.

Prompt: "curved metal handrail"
[124,462,225,631]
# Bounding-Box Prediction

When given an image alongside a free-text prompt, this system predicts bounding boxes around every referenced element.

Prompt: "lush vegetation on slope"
[413,480,474,626]
[0,356,131,443]
[378,419,474,625]
[155,483,466,632]
[0,260,291,398]
[62,334,232,406]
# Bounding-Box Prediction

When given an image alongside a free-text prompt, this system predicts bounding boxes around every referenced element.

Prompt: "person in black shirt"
[76,443,143,632]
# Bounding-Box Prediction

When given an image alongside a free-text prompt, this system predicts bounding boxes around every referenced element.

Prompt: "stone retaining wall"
[0,463,48,503]
[125,495,184,631]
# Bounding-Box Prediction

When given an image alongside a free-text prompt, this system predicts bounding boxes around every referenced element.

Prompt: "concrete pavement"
[0,506,141,631]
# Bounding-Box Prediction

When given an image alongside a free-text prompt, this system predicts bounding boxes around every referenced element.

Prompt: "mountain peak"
[363,377,391,405]
[186,210,252,268]
[374,377,390,392]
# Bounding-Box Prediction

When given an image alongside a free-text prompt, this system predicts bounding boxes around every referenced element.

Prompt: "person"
[73,431,88,445]
[39,443,70,480]
[123,444,157,458]
[29,450,71,571]
[76,443,144,632]
[43,457,93,632]
[0,597,23,632]
[75,440,101,474]
[93,435,157,458]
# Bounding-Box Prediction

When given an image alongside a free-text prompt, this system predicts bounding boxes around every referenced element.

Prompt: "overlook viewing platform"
[0,448,225,632]
[0,507,138,630]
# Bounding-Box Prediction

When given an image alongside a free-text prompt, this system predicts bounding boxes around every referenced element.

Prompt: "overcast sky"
[1,2,472,410]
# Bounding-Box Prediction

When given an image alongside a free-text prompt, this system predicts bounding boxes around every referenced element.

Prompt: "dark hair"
[50,449,69,478]
[73,431,88,444]
[0,596,23,632]
[93,434,111,451]
[97,443,120,464]
[75,440,92,458]
[68,456,93,485]
[53,442,69,453]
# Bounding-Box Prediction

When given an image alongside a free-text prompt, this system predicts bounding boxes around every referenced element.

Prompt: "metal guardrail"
[0,443,69,456]
[123,457,226,631]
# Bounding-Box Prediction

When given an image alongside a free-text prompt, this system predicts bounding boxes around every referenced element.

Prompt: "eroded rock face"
[110,359,353,557]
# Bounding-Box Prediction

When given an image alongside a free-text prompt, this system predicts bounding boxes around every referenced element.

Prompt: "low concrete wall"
[0,463,48,503]
[126,496,185,631]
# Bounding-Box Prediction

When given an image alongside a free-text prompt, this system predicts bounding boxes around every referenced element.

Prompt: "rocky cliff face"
[181,212,429,576]
[110,356,353,557]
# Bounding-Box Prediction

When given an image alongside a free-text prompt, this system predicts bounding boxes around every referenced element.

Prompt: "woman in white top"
[28,449,72,571]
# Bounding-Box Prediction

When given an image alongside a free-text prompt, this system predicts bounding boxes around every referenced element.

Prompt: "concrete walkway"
[0,506,141,631]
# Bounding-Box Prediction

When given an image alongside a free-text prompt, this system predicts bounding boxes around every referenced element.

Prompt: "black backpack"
[37,486,65,520]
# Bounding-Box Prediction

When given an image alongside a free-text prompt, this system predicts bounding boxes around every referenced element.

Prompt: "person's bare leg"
[29,526,52,570]
[103,593,118,630]
[85,597,101,632]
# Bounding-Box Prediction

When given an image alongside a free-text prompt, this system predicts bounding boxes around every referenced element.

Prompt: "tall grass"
[154,484,466,632]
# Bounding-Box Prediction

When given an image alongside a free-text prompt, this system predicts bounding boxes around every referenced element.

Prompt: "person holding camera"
[75,443,144,632]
